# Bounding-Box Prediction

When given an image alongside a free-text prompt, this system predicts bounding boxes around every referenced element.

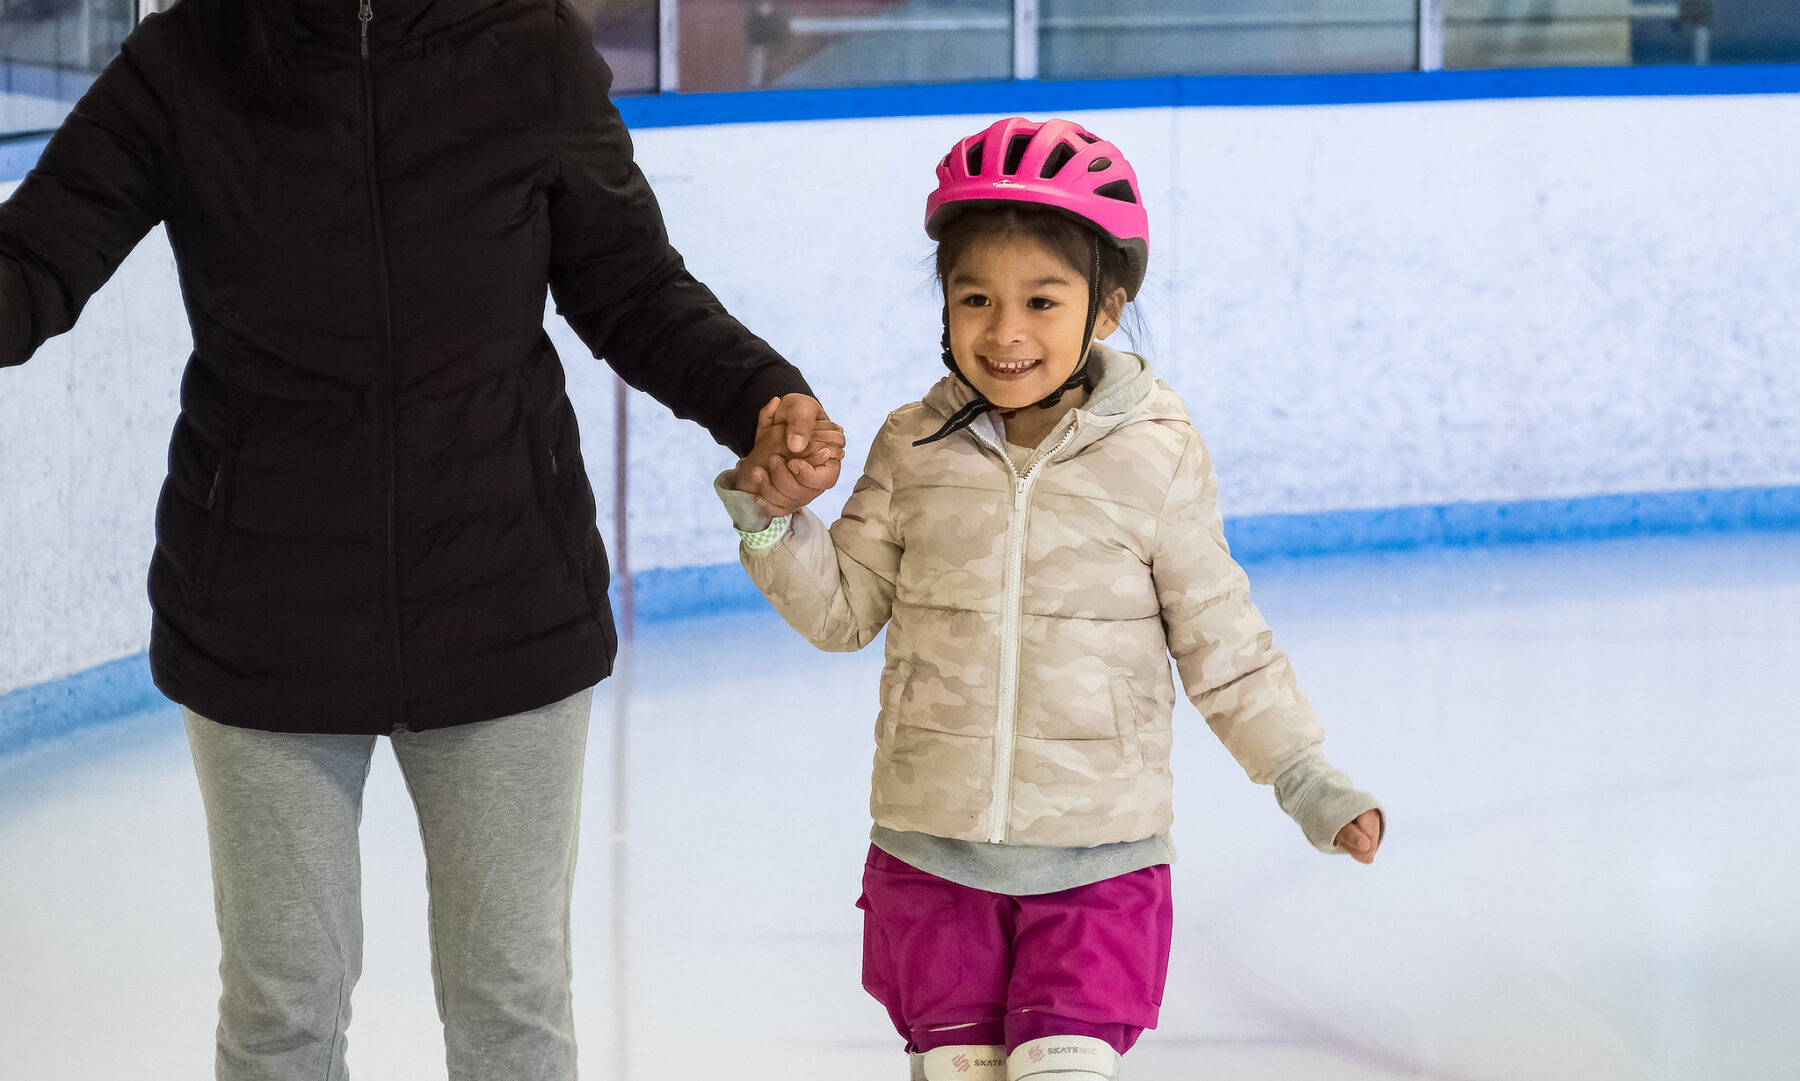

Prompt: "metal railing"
[730,1,1715,86]
[53,0,1715,96]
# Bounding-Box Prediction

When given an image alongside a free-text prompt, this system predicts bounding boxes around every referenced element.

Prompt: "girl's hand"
[1335,809,1384,865]
[736,396,845,516]
[794,419,848,468]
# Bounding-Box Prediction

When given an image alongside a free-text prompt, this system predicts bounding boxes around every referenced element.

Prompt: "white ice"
[3,530,1798,1080]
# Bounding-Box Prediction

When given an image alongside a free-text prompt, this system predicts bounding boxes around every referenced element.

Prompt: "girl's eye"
[958,293,990,308]
[1028,296,1058,310]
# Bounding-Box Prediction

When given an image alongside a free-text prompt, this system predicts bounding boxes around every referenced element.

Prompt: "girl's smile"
[981,356,1041,377]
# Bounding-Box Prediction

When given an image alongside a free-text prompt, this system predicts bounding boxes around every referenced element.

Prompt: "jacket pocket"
[525,408,588,581]
[1110,677,1146,773]
[195,442,242,600]
[876,657,913,747]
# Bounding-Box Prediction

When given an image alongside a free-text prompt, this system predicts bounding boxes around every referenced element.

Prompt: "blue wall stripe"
[616,65,1800,129]
[8,64,1798,182]
[4,483,1799,758]
[0,133,52,184]
[1221,484,1800,559]
[0,653,161,756]
[0,61,93,104]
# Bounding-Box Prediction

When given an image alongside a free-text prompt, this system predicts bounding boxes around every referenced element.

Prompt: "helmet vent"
[1004,133,1032,175]
[1077,132,1099,144]
[1088,157,1113,172]
[1040,142,1076,179]
[1095,180,1138,204]
[965,142,984,175]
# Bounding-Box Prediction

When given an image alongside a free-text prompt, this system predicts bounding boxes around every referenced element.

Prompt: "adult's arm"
[0,27,171,369]
[544,2,809,457]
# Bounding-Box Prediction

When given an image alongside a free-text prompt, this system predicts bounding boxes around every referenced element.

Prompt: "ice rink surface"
[3,529,1797,1081]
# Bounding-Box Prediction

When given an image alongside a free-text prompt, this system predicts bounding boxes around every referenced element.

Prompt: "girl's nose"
[987,305,1029,345]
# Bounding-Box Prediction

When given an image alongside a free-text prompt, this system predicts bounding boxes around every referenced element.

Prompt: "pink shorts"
[857,845,1173,1056]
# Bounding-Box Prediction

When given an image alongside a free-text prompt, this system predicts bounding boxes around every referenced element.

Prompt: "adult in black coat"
[2,0,839,732]
[0,0,841,1075]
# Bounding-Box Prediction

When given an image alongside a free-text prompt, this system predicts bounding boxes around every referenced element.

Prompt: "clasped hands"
[734,394,847,520]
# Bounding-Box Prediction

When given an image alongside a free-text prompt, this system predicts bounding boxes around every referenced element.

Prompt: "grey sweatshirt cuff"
[1274,753,1382,854]
[714,470,773,532]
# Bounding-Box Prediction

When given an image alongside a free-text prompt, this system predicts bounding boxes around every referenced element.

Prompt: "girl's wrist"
[1274,754,1380,854]
[737,514,791,551]
[714,469,777,532]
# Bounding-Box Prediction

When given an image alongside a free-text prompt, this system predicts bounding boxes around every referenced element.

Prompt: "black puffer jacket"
[0,0,810,733]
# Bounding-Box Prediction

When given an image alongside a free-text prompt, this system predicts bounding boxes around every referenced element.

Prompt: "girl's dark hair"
[934,205,1131,321]
[198,0,297,108]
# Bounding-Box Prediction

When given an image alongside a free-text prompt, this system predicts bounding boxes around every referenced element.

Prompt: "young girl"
[720,117,1384,1081]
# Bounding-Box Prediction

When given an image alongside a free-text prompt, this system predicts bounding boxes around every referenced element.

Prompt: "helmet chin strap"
[915,238,1104,448]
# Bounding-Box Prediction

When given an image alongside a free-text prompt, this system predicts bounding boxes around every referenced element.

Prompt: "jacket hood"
[921,343,1186,445]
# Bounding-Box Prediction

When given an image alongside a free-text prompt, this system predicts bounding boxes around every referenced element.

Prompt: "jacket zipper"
[358,0,410,729]
[977,417,1080,844]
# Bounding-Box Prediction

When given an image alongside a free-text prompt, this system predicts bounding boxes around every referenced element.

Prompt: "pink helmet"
[925,117,1149,298]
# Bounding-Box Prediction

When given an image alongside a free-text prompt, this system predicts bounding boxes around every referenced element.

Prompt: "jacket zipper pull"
[359,0,373,58]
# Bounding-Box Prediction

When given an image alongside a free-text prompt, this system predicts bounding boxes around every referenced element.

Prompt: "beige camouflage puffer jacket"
[741,346,1326,847]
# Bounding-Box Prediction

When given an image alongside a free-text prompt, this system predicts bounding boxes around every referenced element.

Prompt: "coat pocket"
[524,407,588,579]
[195,443,242,599]
[1110,677,1146,773]
[876,657,913,747]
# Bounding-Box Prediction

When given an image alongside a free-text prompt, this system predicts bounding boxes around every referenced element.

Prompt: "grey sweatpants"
[183,689,593,1081]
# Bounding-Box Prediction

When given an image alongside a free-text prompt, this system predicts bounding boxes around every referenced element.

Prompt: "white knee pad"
[909,1044,1008,1081]
[1007,1035,1120,1080]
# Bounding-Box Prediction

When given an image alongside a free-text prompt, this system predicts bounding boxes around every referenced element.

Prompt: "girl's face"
[944,234,1123,415]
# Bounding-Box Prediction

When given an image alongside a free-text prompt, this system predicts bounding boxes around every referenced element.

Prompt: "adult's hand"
[736,395,844,517]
